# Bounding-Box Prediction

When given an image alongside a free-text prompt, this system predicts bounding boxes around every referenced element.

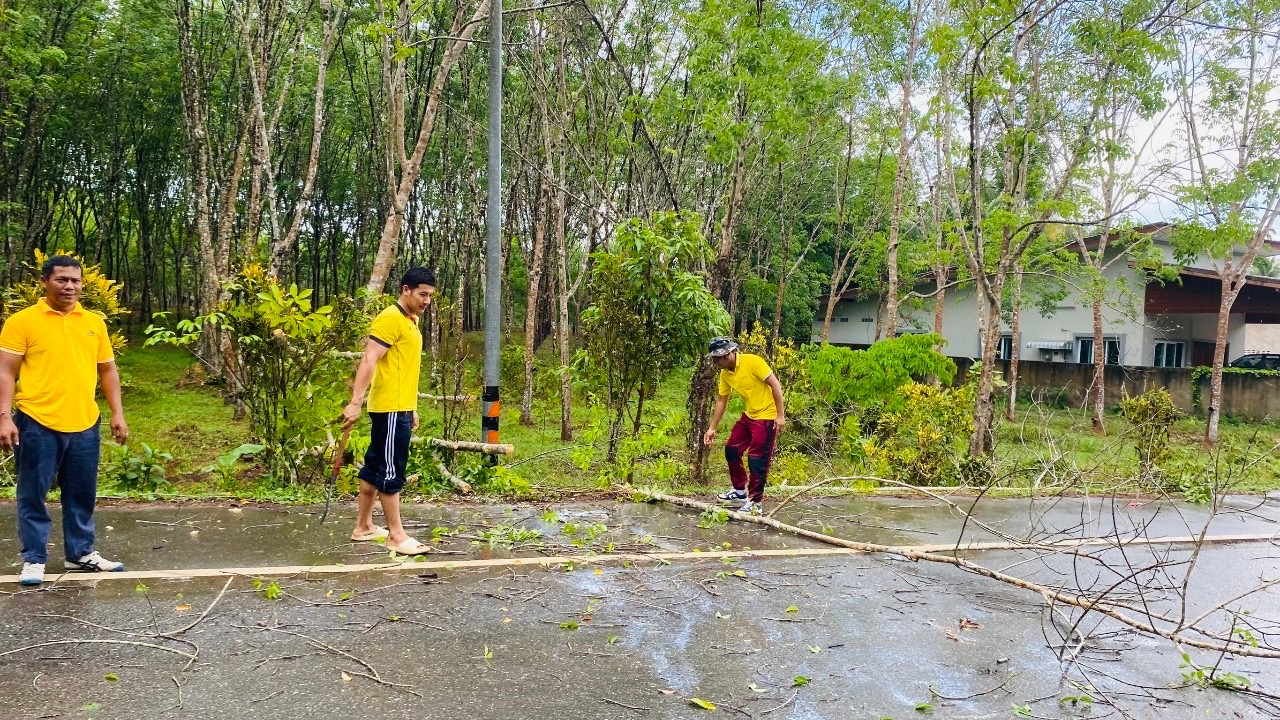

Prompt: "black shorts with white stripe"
[358,411,413,495]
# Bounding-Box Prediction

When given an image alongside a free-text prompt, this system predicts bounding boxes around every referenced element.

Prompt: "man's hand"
[774,416,786,433]
[702,427,717,446]
[0,415,17,452]
[412,410,420,431]
[110,413,129,444]
[341,401,363,430]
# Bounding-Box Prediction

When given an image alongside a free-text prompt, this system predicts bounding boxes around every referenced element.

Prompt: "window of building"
[1154,341,1186,368]
[838,317,849,323]
[1078,337,1121,365]
[995,335,1013,361]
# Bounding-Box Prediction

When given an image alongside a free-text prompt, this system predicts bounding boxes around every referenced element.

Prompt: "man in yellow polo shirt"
[0,255,130,586]
[702,336,786,515]
[341,266,435,556]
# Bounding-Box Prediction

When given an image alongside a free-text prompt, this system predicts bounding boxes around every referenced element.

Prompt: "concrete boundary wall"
[949,358,1280,421]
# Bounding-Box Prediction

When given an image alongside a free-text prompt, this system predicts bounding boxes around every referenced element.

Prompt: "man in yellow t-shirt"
[0,255,130,586]
[341,267,435,555]
[702,336,786,515]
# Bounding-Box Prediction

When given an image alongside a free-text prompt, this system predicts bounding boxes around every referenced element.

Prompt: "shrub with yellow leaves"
[4,250,129,353]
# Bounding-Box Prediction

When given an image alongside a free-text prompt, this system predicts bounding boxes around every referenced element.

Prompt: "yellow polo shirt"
[367,303,422,413]
[717,353,778,420]
[0,299,114,432]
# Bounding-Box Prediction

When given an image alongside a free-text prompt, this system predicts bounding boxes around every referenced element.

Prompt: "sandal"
[387,538,430,556]
[350,527,389,542]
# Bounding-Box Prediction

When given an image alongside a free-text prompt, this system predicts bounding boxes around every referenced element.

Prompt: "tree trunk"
[271,0,342,278]
[1204,284,1233,446]
[883,1,921,340]
[520,199,550,425]
[969,283,1003,458]
[1006,270,1022,421]
[365,0,490,295]
[932,267,947,336]
[1091,295,1106,434]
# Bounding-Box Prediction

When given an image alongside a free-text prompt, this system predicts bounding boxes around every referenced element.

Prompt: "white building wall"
[814,261,1149,364]
[1244,324,1280,354]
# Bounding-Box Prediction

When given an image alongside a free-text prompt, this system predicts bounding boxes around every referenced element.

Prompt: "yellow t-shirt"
[367,303,422,413]
[0,299,114,432]
[717,353,777,420]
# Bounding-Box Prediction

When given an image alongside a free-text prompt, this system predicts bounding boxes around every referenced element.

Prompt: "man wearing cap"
[702,337,786,514]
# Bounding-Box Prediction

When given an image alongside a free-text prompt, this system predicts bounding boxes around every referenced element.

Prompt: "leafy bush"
[808,334,956,413]
[1119,388,1181,483]
[104,443,173,493]
[201,443,265,488]
[576,212,730,460]
[786,335,956,453]
[844,378,975,486]
[146,265,367,484]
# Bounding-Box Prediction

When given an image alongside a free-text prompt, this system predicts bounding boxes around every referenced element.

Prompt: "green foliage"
[200,443,265,488]
[1190,365,1280,414]
[145,265,366,484]
[1119,388,1181,483]
[577,212,730,461]
[851,379,977,486]
[1180,652,1252,691]
[104,442,173,493]
[807,335,956,414]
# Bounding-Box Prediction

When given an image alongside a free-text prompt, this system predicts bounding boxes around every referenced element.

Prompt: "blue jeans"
[15,411,101,564]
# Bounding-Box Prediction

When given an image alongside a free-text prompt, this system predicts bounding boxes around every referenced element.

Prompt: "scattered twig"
[601,698,650,712]
[761,689,799,714]
[929,674,1018,700]
[250,689,284,704]
[0,639,196,663]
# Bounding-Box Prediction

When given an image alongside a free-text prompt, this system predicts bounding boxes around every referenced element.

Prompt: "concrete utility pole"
[482,0,503,456]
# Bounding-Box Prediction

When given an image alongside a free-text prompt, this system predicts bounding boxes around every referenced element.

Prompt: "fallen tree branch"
[412,436,514,455]
[643,490,1280,659]
[435,460,473,494]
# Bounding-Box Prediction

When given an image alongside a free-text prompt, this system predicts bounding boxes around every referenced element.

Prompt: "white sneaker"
[717,488,748,501]
[739,501,763,516]
[20,562,45,586]
[67,552,125,573]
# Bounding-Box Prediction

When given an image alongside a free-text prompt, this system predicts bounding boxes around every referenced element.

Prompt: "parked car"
[1229,353,1280,370]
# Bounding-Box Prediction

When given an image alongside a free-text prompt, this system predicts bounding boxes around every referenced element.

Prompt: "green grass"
[111,346,249,471]
[4,344,1278,503]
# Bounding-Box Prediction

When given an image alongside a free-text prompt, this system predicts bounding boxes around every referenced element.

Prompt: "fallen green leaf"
[748,683,768,693]
[786,606,799,613]
[915,702,934,713]
[689,698,717,710]
[792,675,811,687]
[560,621,579,631]
[808,645,822,653]
[104,674,118,682]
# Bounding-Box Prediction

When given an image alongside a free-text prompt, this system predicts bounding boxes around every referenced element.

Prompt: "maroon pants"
[725,415,777,502]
